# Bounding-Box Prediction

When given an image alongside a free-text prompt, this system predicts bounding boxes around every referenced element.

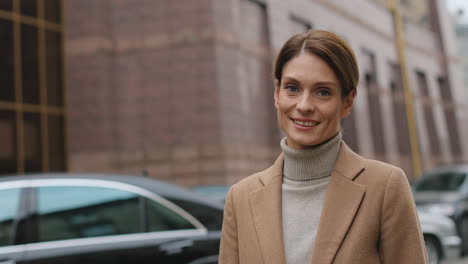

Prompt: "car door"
[22,180,209,264]
[0,186,28,264]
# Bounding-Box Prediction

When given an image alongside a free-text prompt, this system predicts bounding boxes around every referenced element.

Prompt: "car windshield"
[414,171,467,191]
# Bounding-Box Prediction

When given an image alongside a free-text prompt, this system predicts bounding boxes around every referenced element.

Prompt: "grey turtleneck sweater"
[281,133,342,264]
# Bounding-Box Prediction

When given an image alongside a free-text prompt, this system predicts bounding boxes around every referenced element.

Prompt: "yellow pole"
[387,0,422,178]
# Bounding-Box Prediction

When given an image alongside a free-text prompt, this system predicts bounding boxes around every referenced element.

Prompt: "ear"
[341,89,356,118]
[274,79,280,109]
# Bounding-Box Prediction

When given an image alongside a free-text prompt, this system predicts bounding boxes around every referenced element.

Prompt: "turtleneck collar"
[280,132,342,181]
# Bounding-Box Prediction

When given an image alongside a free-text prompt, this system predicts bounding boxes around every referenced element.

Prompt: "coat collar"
[250,142,366,264]
[249,154,285,264]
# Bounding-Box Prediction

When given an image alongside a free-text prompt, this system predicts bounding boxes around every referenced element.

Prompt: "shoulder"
[224,170,269,212]
[363,158,405,177]
[231,171,263,191]
[350,153,409,189]
[228,154,283,199]
[229,168,275,196]
[336,142,407,185]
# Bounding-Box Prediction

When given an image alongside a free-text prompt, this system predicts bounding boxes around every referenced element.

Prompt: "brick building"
[1,0,467,185]
[455,22,468,106]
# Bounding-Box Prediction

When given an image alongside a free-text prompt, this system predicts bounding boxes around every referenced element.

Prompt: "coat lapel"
[311,143,366,264]
[249,155,286,264]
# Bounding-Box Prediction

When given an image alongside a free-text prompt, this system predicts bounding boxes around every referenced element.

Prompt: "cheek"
[322,104,344,122]
[277,101,287,113]
[276,95,293,113]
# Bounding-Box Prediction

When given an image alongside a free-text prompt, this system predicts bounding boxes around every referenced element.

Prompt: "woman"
[219,30,427,264]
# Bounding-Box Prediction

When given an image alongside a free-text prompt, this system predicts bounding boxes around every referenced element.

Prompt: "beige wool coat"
[219,142,428,264]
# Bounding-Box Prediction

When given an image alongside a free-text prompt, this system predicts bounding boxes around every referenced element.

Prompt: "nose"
[296,93,315,113]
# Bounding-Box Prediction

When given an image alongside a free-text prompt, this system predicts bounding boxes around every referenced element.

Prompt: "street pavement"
[442,256,468,264]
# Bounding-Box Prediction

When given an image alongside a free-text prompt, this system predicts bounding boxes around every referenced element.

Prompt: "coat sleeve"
[219,186,239,264]
[379,168,428,264]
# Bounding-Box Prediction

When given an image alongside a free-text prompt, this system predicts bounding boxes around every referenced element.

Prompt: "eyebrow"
[282,76,338,87]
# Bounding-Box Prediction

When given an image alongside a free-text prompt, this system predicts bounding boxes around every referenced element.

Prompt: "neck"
[281,133,342,181]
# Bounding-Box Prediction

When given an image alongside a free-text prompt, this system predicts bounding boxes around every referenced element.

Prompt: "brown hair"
[273,30,359,97]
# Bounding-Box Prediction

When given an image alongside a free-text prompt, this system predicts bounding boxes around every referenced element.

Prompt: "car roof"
[423,164,468,175]
[0,173,224,210]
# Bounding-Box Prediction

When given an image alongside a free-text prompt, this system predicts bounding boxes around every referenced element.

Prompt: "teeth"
[294,120,317,127]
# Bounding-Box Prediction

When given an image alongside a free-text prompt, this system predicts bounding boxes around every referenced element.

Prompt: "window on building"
[390,63,412,156]
[363,50,386,159]
[0,0,66,175]
[0,19,14,102]
[0,1,13,11]
[0,111,16,173]
[46,31,64,106]
[416,71,441,158]
[290,14,312,34]
[438,76,462,160]
[45,0,62,23]
[23,112,42,172]
[20,0,37,17]
[48,115,66,171]
[341,112,359,152]
[21,24,40,105]
[239,0,278,146]
[464,65,468,86]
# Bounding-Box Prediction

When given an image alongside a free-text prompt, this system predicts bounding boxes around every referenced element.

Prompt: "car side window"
[37,186,143,242]
[166,199,223,230]
[0,188,21,246]
[415,172,466,191]
[145,198,196,232]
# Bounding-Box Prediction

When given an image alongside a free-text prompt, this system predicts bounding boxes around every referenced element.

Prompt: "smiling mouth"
[291,119,319,127]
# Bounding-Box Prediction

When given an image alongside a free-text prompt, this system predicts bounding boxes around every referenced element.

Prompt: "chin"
[289,136,321,148]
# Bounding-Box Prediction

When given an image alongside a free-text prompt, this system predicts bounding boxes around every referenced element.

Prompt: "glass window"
[23,112,41,172]
[21,24,40,105]
[0,111,16,174]
[0,1,13,10]
[46,31,63,106]
[20,0,37,17]
[0,19,14,102]
[37,185,195,243]
[146,199,195,232]
[0,188,21,246]
[37,186,143,242]
[167,199,222,230]
[414,172,467,191]
[45,0,61,23]
[240,0,269,48]
[290,14,312,34]
[363,50,386,157]
[47,115,65,171]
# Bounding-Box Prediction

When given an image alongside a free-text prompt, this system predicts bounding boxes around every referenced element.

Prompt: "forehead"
[282,53,338,84]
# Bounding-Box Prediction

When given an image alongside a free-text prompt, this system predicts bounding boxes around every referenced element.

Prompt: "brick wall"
[65,0,280,186]
[65,0,468,185]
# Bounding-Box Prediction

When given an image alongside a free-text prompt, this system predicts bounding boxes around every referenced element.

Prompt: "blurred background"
[2,0,468,185]
[2,0,468,263]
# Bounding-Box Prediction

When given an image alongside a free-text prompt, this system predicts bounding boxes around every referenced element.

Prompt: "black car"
[0,173,224,264]
[412,165,468,256]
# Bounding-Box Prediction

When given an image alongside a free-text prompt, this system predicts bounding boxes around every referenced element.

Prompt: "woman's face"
[274,53,355,150]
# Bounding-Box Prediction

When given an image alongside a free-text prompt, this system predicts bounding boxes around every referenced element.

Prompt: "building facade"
[0,0,66,175]
[2,0,467,185]
[455,22,468,107]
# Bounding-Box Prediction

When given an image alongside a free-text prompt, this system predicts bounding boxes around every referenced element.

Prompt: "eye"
[317,89,331,96]
[285,84,299,93]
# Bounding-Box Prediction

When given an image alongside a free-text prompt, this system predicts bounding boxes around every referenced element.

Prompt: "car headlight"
[418,203,456,216]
